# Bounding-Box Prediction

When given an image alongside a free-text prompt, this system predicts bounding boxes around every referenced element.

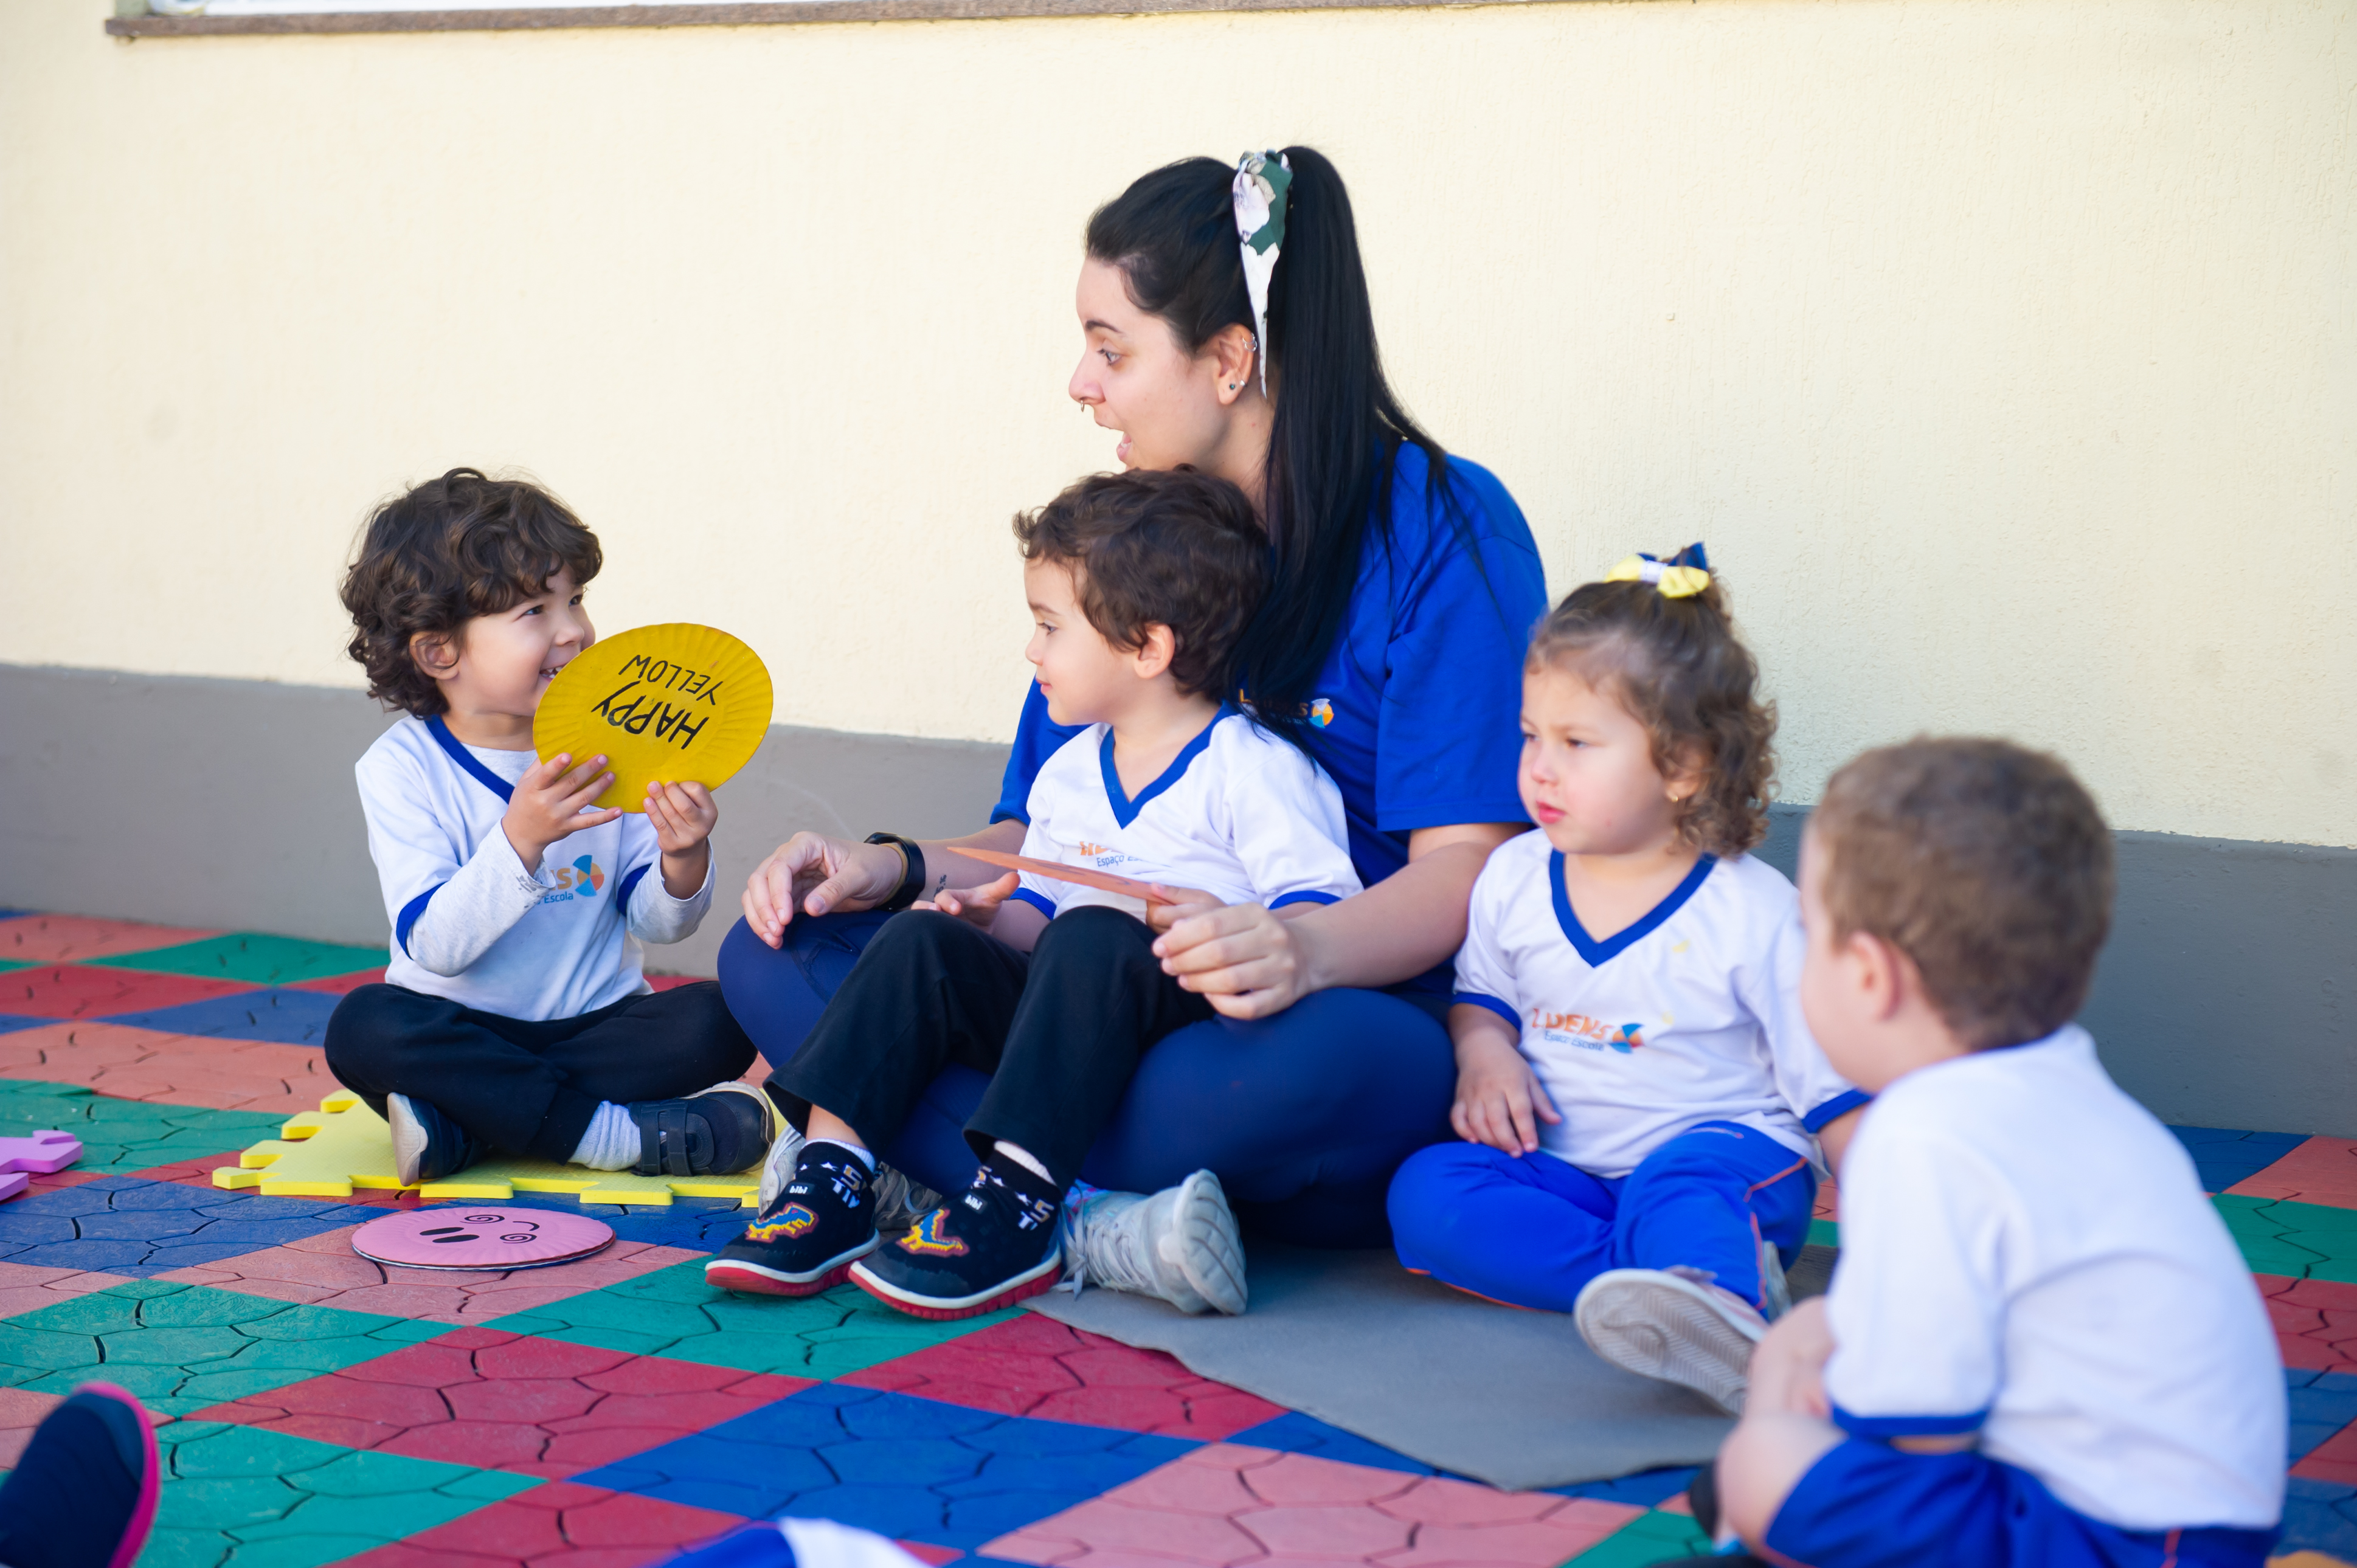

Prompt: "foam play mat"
[0,910,2348,1568]
[213,1091,765,1207]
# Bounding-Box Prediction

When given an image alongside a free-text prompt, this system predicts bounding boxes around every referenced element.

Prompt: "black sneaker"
[851,1155,1063,1320]
[629,1081,776,1176]
[388,1093,483,1186]
[705,1141,881,1296]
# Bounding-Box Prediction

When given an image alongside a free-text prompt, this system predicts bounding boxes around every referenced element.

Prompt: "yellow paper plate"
[533,624,774,812]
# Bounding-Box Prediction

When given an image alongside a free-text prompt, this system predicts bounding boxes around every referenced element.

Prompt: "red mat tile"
[2294,1418,2357,1487]
[986,1443,1643,1567]
[0,965,253,1020]
[2260,1274,2357,1373]
[292,967,386,996]
[0,915,226,966]
[158,1228,701,1324]
[190,1329,812,1479]
[2231,1138,2357,1211]
[0,1259,134,1318]
[842,1312,1286,1440]
[0,1021,336,1111]
[334,1479,749,1568]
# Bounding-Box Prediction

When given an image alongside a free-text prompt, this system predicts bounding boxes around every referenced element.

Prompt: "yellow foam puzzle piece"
[212,1091,763,1207]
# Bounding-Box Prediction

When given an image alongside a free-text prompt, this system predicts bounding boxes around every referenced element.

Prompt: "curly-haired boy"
[327,468,770,1187]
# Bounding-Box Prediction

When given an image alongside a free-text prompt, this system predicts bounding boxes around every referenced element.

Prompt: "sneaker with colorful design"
[851,1156,1063,1320]
[704,1141,879,1296]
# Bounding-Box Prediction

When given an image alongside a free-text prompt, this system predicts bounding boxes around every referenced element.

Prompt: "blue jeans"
[716,913,1456,1246]
[1385,1121,1817,1311]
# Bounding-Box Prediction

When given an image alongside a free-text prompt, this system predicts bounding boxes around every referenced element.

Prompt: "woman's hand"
[740,832,905,948]
[1449,1017,1561,1154]
[1151,897,1317,1021]
[915,872,1020,928]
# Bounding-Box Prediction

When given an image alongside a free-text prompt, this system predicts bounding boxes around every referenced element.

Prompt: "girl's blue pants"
[1386,1121,1817,1312]
[716,912,1456,1246]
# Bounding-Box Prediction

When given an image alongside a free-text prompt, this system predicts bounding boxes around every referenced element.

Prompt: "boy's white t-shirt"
[1451,830,1864,1179]
[1012,708,1362,921]
[1824,1026,2285,1532]
[357,715,711,1021]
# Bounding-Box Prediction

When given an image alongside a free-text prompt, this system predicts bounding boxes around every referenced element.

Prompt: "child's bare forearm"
[661,844,710,900]
[988,899,1049,954]
[1449,1003,1523,1065]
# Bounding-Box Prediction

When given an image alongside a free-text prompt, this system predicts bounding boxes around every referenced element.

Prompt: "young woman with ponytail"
[715,148,1547,1304]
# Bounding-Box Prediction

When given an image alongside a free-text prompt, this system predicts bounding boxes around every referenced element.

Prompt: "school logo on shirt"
[1529,1009,1647,1053]
[541,855,606,905]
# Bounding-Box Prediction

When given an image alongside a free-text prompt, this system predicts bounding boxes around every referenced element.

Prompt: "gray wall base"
[3,665,2348,1136]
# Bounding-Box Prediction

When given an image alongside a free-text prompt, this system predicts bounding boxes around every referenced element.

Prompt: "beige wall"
[4,0,2351,846]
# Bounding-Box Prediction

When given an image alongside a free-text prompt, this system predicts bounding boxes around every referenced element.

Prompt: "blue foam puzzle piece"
[2167,1125,2309,1193]
[98,987,342,1045]
[576,1384,1193,1550]
[2288,1367,2357,1464]
[0,1015,58,1036]
[1226,1409,1439,1475]
[2280,1476,2357,1556]
[0,1175,380,1276]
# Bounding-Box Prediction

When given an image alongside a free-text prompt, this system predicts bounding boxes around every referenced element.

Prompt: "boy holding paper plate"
[325,468,774,1187]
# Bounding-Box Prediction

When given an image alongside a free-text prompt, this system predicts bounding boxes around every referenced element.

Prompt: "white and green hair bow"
[1231,150,1292,396]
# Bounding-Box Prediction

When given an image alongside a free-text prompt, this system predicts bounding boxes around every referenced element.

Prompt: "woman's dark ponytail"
[1086,148,1450,741]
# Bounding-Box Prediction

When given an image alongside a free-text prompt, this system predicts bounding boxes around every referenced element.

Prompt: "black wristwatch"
[864,832,926,912]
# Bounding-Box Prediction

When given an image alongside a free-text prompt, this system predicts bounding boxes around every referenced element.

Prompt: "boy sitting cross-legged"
[1693,737,2285,1568]
[706,467,1362,1316]
[326,468,773,1187]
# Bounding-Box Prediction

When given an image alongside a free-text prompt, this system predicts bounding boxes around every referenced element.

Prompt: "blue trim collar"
[426,716,517,803]
[1550,851,1715,965]
[1832,1403,1990,1443]
[1099,706,1233,829]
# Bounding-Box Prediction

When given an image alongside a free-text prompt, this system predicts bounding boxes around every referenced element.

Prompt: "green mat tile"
[0,1280,443,1417]
[483,1255,1013,1377]
[2213,1193,2357,1284]
[1565,1506,1714,1565]
[1807,1218,1840,1248]
[0,959,30,975]
[133,1421,537,1568]
[0,1079,285,1174]
[90,934,386,987]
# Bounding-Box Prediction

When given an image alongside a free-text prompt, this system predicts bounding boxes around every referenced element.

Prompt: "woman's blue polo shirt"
[991,446,1548,996]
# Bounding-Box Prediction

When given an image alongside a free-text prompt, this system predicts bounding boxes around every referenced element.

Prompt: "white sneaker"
[1574,1266,1768,1415]
[753,1125,941,1234]
[1760,1238,1792,1321]
[1062,1170,1247,1316]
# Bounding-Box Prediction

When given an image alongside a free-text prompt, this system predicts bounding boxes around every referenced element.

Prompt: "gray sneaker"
[1574,1266,1768,1415]
[1062,1170,1247,1316]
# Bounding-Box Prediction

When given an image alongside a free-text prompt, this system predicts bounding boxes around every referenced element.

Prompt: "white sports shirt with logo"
[356,715,711,1021]
[1452,829,1864,1179]
[1011,708,1363,922]
[1825,1026,2284,1531]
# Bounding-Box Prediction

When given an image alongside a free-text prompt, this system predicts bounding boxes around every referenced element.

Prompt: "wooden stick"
[963,848,1176,906]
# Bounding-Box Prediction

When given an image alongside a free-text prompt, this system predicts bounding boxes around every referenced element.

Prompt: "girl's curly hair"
[1528,570,1777,857]
[339,468,601,717]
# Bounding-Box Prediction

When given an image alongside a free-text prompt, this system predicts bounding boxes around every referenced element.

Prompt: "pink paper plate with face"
[351,1207,615,1271]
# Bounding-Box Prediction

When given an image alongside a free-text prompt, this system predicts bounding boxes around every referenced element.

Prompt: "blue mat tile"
[576,1384,1193,1550]
[97,986,341,1045]
[2290,1367,2357,1464]
[1225,1410,1438,1475]
[0,1175,381,1276]
[1551,1465,1701,1505]
[2168,1125,2309,1193]
[0,1015,57,1036]
[421,1191,753,1252]
[2282,1476,2357,1556]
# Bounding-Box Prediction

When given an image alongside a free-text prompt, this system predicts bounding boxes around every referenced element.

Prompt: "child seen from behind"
[1692,738,2283,1568]
[1386,547,1866,1413]
[327,468,771,1186]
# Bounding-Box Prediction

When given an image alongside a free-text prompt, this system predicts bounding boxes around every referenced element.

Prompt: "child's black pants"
[325,981,756,1162]
[769,905,1213,1191]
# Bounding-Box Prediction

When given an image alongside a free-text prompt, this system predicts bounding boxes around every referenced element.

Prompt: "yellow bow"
[1605,551,1712,599]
